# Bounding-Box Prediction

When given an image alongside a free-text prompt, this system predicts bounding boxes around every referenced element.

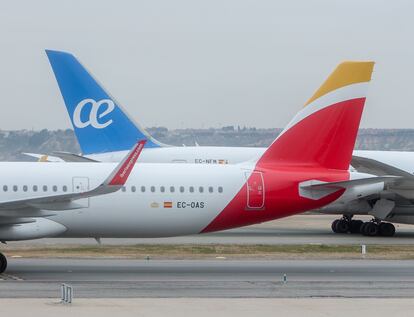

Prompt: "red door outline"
[245,171,265,210]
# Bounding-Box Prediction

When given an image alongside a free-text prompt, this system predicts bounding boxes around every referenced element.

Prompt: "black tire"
[335,219,350,234]
[331,219,340,233]
[0,253,7,273]
[359,222,368,235]
[349,220,363,234]
[379,223,396,237]
[364,222,379,237]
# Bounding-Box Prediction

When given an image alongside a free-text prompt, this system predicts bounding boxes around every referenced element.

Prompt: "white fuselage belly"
[0,163,250,238]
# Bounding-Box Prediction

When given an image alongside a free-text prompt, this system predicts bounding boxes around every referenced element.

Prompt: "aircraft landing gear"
[331,216,363,234]
[360,221,379,236]
[378,222,396,237]
[331,216,395,237]
[0,253,7,273]
[349,219,364,233]
[359,220,396,237]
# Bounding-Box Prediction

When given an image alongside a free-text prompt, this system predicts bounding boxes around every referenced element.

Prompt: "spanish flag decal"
[164,202,173,208]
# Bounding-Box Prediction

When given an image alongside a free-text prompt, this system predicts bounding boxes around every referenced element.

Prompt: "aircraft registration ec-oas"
[42,50,414,237]
[0,60,381,273]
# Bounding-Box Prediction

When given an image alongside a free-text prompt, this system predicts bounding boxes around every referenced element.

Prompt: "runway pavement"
[2,298,414,317]
[2,258,414,298]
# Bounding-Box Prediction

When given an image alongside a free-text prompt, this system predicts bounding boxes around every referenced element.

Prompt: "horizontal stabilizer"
[299,176,400,200]
[22,153,63,162]
[52,152,98,162]
[301,175,401,190]
[23,152,99,163]
[351,156,414,179]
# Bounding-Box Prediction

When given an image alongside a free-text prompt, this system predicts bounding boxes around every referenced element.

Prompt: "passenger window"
[209,186,213,193]
[13,185,18,192]
[3,185,7,192]
[180,186,185,193]
[199,186,204,193]
[23,185,28,192]
[189,186,194,193]
[160,186,165,193]
[131,186,136,192]
[170,186,175,193]
[62,185,67,192]
[43,185,48,192]
[141,186,146,193]
[121,186,126,192]
[218,186,223,193]
[53,185,58,192]
[33,185,38,192]
[151,186,155,193]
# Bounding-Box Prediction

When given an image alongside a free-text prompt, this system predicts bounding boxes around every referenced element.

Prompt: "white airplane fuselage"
[88,147,414,226]
[88,146,414,175]
[87,146,266,164]
[0,162,373,241]
[1,162,243,239]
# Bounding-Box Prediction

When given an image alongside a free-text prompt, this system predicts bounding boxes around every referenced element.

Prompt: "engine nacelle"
[0,218,67,241]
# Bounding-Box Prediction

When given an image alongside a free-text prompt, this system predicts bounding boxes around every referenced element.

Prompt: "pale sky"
[0,0,412,130]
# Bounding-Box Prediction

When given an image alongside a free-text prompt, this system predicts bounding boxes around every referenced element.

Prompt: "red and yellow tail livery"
[203,61,375,233]
[258,61,375,170]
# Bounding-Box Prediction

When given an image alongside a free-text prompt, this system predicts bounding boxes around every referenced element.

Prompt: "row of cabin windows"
[3,185,68,192]
[121,186,224,194]
[1,185,224,194]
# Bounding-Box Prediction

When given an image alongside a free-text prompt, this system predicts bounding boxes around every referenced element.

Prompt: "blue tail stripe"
[46,50,161,155]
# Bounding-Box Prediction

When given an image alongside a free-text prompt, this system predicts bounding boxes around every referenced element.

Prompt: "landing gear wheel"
[0,253,7,273]
[335,219,350,234]
[379,223,396,237]
[360,222,369,235]
[362,222,379,236]
[349,220,363,234]
[331,219,340,233]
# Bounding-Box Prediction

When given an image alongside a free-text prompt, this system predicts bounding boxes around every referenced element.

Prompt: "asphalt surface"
[2,298,414,317]
[2,258,414,298]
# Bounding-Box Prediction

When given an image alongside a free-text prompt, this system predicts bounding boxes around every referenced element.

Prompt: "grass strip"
[3,244,414,260]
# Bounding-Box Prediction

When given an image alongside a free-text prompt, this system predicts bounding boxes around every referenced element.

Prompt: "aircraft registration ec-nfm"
[35,50,414,238]
[0,58,383,273]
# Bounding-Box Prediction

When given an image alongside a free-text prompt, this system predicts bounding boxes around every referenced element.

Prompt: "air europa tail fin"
[45,50,166,155]
[257,61,375,170]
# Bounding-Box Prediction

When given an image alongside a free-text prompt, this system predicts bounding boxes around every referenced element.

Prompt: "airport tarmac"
[2,258,414,298]
[8,215,414,247]
[1,298,413,317]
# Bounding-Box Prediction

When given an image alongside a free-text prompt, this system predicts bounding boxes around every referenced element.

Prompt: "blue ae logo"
[73,98,115,129]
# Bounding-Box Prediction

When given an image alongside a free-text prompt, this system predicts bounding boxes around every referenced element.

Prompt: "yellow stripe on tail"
[305,61,374,106]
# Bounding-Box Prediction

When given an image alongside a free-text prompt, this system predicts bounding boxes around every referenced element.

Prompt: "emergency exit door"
[245,171,265,209]
[72,177,90,208]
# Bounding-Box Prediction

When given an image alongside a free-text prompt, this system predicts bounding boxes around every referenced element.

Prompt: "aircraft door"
[245,171,265,210]
[72,177,90,208]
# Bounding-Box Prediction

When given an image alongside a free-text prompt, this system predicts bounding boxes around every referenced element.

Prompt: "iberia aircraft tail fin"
[257,61,375,170]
